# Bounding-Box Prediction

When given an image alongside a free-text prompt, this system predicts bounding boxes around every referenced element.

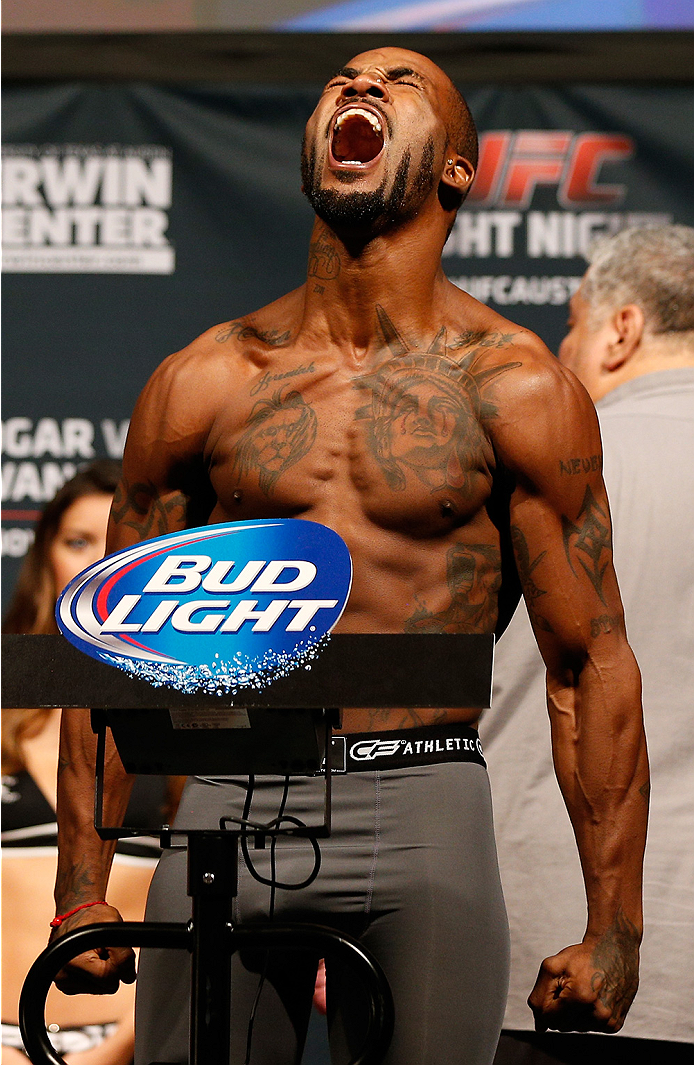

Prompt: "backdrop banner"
[3,82,693,607]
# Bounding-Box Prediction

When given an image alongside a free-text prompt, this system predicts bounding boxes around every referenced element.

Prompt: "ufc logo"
[469,131,634,209]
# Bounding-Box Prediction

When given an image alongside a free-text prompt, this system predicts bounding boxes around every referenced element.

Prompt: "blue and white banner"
[56,518,353,694]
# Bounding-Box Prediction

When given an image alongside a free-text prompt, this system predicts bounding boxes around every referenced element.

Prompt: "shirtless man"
[52,48,648,1065]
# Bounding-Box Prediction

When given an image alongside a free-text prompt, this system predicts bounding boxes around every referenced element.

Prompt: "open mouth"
[329,106,385,168]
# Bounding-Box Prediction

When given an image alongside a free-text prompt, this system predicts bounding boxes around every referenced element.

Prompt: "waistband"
[316,722,486,774]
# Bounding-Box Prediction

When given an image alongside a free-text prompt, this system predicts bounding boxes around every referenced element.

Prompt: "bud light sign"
[56,519,352,694]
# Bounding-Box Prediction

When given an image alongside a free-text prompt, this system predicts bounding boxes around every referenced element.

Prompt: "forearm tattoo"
[590,908,640,1023]
[55,856,103,910]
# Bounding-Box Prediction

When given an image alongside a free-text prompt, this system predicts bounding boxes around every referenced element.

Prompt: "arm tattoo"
[404,543,501,634]
[561,485,612,606]
[559,455,601,476]
[510,525,554,633]
[55,856,102,909]
[230,387,317,496]
[590,908,640,1023]
[111,479,189,539]
[215,321,291,346]
[590,613,622,637]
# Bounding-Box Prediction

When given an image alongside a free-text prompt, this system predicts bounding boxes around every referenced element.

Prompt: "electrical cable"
[243,776,290,1064]
[219,775,324,1063]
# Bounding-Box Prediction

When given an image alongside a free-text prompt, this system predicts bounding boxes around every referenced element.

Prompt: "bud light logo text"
[56,519,352,694]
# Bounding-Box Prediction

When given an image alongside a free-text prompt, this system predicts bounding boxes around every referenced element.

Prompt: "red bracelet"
[50,901,108,928]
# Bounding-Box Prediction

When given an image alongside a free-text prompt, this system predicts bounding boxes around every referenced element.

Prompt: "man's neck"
[299,212,449,362]
[597,342,694,401]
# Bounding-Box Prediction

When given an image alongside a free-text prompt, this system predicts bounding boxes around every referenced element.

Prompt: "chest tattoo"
[231,387,317,495]
[354,306,520,495]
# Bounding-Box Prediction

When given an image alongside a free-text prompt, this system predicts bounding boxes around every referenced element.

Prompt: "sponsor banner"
[2,145,175,275]
[3,83,693,611]
[56,518,353,694]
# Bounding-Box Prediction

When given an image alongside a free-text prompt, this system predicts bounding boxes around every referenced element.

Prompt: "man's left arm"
[492,351,649,1033]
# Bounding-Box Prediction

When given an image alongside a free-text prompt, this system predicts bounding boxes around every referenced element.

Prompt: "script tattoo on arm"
[590,908,640,1025]
[215,321,291,346]
[230,387,318,495]
[559,455,601,476]
[404,543,501,634]
[111,479,189,539]
[561,485,612,606]
[510,525,553,633]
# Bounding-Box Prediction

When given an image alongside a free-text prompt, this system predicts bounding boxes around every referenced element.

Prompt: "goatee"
[301,137,436,234]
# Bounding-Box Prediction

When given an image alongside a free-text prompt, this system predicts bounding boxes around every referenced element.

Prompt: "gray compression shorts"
[135,727,509,1065]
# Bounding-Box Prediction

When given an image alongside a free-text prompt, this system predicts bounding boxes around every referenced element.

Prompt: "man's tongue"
[332,114,384,164]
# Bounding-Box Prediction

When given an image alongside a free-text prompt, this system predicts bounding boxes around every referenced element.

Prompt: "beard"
[301,136,436,235]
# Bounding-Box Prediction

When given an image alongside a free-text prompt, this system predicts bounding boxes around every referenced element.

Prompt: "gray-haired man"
[485,225,694,1064]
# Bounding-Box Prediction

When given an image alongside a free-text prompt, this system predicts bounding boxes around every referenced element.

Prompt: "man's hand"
[51,904,136,996]
[528,924,639,1034]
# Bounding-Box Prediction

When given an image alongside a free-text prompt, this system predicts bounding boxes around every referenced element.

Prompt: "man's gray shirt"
[482,368,694,1042]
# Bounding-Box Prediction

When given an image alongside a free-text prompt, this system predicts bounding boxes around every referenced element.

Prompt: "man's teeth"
[334,107,383,134]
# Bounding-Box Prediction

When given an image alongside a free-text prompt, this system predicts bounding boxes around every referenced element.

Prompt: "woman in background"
[2,461,179,1064]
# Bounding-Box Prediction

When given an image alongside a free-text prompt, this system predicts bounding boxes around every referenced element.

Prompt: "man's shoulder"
[205,287,305,355]
[442,289,599,474]
[443,287,575,403]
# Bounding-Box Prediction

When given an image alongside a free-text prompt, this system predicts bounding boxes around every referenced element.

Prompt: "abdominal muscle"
[1,855,154,1027]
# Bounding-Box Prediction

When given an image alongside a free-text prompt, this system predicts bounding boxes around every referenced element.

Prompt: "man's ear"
[604,304,645,371]
[440,152,475,195]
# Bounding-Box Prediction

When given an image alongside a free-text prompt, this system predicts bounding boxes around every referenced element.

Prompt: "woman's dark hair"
[2,459,121,636]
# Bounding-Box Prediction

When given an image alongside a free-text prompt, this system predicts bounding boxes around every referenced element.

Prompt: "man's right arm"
[53,711,137,993]
[53,341,222,991]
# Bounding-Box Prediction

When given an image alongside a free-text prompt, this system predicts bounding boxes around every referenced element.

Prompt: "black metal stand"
[19,918,393,1065]
[6,633,495,1065]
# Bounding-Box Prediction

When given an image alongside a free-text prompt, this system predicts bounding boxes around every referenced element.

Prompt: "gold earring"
[447,158,454,165]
